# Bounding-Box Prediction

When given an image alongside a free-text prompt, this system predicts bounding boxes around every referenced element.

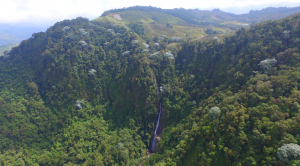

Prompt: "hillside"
[0,9,300,166]
[94,10,208,40]
[95,8,231,41]
[96,6,300,42]
[246,7,300,22]
[190,7,300,23]
[102,6,300,28]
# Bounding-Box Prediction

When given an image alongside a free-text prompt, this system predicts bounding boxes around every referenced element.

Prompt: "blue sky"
[0,0,299,26]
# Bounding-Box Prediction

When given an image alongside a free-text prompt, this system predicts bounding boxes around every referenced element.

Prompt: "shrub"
[88,44,95,50]
[88,69,97,76]
[65,33,74,40]
[283,30,290,39]
[277,143,300,163]
[143,43,149,48]
[166,23,173,28]
[141,49,149,53]
[132,40,139,47]
[75,100,85,109]
[171,36,182,42]
[107,29,115,34]
[164,52,174,59]
[88,22,98,27]
[62,26,70,32]
[258,58,277,74]
[78,41,87,46]
[122,51,130,56]
[116,142,124,149]
[149,52,160,59]
[208,106,221,119]
[3,51,9,60]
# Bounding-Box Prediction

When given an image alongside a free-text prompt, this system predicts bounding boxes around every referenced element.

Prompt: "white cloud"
[0,0,299,25]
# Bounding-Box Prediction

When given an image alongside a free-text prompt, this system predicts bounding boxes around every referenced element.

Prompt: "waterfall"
[148,86,163,153]
[154,101,162,136]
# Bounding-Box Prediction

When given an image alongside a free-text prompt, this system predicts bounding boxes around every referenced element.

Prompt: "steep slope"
[0,17,170,165]
[1,10,300,166]
[143,13,300,165]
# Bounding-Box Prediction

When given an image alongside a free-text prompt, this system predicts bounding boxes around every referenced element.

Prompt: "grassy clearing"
[93,10,235,41]
[120,10,154,23]
[143,23,207,40]
[94,10,184,25]
[206,25,235,33]
[93,16,125,26]
[174,26,206,39]
[144,24,177,36]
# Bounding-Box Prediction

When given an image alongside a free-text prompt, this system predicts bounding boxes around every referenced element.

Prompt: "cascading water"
[154,102,162,135]
[148,86,163,153]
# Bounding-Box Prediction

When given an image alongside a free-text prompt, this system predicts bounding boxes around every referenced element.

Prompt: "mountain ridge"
[0,9,300,166]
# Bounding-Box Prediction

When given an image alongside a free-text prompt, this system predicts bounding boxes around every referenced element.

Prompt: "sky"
[0,0,300,27]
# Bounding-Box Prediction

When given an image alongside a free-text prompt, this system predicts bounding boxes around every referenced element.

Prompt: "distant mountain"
[92,6,300,43]
[247,7,300,21]
[102,6,300,28]
[0,23,44,46]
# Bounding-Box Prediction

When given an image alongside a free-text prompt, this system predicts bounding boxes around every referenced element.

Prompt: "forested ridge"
[102,6,300,26]
[0,10,300,166]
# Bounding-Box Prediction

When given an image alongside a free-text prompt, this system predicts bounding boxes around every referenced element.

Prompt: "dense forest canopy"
[0,6,300,166]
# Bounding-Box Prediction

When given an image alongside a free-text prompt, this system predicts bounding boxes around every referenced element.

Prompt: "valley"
[0,6,300,166]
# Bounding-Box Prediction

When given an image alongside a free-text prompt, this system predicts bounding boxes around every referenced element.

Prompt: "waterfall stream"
[148,86,163,153]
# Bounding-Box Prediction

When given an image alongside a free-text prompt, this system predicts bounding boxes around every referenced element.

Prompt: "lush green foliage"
[1,11,300,166]
[144,13,300,166]
[126,23,145,36]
